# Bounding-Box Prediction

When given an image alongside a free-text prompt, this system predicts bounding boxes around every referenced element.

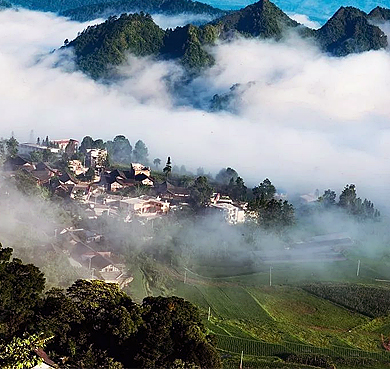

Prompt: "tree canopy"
[0,244,221,368]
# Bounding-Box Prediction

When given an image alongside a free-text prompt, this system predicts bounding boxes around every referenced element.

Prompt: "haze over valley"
[1,0,390,367]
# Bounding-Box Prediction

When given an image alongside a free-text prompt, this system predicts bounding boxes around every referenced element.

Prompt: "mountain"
[315,6,388,56]
[368,6,390,22]
[65,0,304,77]
[211,0,302,38]
[61,0,227,22]
[67,13,165,79]
[65,0,390,79]
[162,24,217,69]
[202,0,390,23]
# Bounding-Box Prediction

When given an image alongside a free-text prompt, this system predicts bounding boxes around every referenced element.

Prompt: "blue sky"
[203,0,390,23]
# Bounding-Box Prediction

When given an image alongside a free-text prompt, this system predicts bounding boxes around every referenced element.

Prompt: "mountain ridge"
[61,0,227,22]
[64,0,389,79]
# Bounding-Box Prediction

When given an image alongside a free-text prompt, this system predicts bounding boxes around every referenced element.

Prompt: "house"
[30,162,58,186]
[35,162,58,174]
[95,166,154,192]
[51,139,79,154]
[209,193,245,224]
[66,239,131,286]
[68,160,86,176]
[299,190,320,204]
[155,181,190,202]
[30,170,52,186]
[85,148,108,168]
[18,143,60,157]
[70,183,90,201]
[90,253,121,273]
[2,156,34,171]
[119,197,170,218]
[58,171,79,185]
[209,202,245,224]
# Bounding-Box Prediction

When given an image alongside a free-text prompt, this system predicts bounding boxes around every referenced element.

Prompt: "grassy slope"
[125,249,390,366]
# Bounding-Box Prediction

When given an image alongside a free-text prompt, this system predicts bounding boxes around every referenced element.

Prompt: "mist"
[151,13,216,28]
[0,9,389,210]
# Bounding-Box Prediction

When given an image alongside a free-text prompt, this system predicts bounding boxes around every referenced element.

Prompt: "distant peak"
[332,5,366,18]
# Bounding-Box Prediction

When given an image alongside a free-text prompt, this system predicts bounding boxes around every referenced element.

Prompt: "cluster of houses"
[3,138,249,225]
[55,227,134,287]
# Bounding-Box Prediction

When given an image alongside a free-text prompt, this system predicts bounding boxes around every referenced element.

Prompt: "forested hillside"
[61,0,227,22]
[64,0,389,79]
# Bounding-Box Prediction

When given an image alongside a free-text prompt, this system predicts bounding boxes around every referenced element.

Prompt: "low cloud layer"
[0,9,389,209]
[151,13,215,28]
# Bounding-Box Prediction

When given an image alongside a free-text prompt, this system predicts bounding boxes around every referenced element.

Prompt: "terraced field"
[126,258,390,367]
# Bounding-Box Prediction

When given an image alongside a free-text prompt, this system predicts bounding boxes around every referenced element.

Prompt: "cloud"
[288,13,321,29]
[151,13,216,29]
[0,8,389,210]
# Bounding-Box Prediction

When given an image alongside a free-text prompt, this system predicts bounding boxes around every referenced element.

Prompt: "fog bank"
[0,9,389,208]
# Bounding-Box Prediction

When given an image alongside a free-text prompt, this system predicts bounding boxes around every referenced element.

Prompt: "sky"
[203,0,390,23]
[0,8,389,209]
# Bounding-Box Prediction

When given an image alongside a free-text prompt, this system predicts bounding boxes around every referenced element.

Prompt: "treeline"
[78,134,150,165]
[318,185,380,221]
[61,0,226,22]
[0,245,221,368]
[64,0,390,79]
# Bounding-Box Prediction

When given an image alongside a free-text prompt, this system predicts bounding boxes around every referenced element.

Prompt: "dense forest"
[0,245,221,368]
[64,0,390,79]
[61,0,227,22]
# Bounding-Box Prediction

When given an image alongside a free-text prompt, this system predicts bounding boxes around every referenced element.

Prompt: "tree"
[196,167,204,176]
[30,150,43,163]
[215,167,238,185]
[93,139,105,150]
[40,280,143,367]
[153,158,161,169]
[133,140,149,164]
[318,189,337,208]
[0,244,45,340]
[78,167,95,182]
[339,184,357,211]
[6,137,18,158]
[229,176,247,202]
[249,178,295,230]
[338,184,380,220]
[0,333,52,369]
[190,176,213,207]
[12,170,49,198]
[133,296,222,369]
[0,140,6,164]
[252,178,276,202]
[79,135,94,153]
[163,157,172,178]
[106,135,132,165]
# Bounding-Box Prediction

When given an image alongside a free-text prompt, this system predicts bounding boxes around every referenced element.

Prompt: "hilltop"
[368,6,390,22]
[64,0,389,78]
[61,0,227,22]
[67,13,165,79]
[210,0,301,38]
[316,6,388,56]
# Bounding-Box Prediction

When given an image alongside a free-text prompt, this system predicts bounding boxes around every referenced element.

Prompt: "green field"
[126,257,390,368]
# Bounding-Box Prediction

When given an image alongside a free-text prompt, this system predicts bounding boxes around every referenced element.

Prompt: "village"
[0,136,362,292]
[1,137,252,288]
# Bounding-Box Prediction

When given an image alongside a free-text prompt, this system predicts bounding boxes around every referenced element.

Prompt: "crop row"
[215,334,390,361]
